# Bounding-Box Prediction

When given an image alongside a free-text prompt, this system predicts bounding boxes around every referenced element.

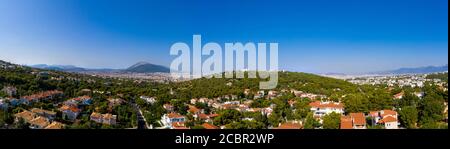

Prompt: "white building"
[140,96,156,104]
[161,113,186,129]
[309,101,344,117]
[369,110,400,129]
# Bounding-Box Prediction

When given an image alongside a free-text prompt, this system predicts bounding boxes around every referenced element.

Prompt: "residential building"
[59,105,81,121]
[202,123,219,129]
[340,113,367,129]
[20,90,63,104]
[90,112,117,125]
[340,116,353,129]
[90,112,103,123]
[163,104,174,112]
[309,101,344,117]
[29,116,50,129]
[188,105,201,118]
[350,113,367,129]
[2,86,17,97]
[0,98,8,110]
[72,96,93,105]
[31,108,57,120]
[393,91,404,99]
[172,122,189,129]
[369,110,400,129]
[14,110,36,122]
[161,113,186,129]
[140,96,156,104]
[7,98,22,106]
[44,121,64,129]
[275,121,303,129]
[102,113,117,125]
[107,98,125,107]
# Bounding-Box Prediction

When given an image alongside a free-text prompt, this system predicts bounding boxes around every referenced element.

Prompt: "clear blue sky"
[0,0,447,74]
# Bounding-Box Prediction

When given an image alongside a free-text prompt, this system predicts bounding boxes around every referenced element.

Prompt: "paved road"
[131,102,149,129]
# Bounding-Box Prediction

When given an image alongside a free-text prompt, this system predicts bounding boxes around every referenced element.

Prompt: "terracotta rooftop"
[202,123,219,129]
[44,121,64,129]
[168,113,185,119]
[102,113,116,120]
[14,110,36,122]
[340,116,353,129]
[90,112,102,119]
[59,105,80,113]
[198,113,209,119]
[31,108,56,115]
[309,101,344,109]
[379,116,398,123]
[29,116,50,128]
[380,110,397,117]
[350,113,366,125]
[275,122,303,129]
[188,105,200,114]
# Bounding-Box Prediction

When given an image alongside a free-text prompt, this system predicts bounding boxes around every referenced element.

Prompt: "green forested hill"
[171,71,359,100]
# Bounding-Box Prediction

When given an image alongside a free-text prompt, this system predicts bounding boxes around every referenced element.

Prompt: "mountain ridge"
[375,64,448,75]
[28,61,170,73]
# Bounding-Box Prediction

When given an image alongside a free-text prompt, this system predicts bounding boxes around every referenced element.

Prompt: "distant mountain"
[28,61,170,73]
[376,64,448,75]
[124,61,170,73]
[30,64,87,72]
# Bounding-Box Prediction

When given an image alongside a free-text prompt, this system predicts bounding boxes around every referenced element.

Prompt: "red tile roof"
[14,110,36,122]
[340,116,353,129]
[309,101,344,109]
[21,90,63,101]
[198,113,209,119]
[44,121,64,129]
[172,122,189,129]
[379,116,397,123]
[275,122,303,129]
[394,91,404,99]
[350,113,366,125]
[59,105,80,113]
[188,105,200,114]
[369,111,379,117]
[380,110,397,117]
[202,123,219,129]
[168,113,184,119]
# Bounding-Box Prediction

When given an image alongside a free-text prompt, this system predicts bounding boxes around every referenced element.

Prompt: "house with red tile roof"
[14,110,64,129]
[309,101,344,118]
[14,110,36,123]
[369,109,399,129]
[202,123,219,129]
[350,113,366,129]
[31,108,56,120]
[102,113,117,125]
[29,116,50,129]
[20,90,63,104]
[161,113,186,129]
[163,104,174,112]
[59,105,81,121]
[340,116,353,129]
[90,112,117,125]
[71,96,93,105]
[275,121,303,129]
[340,113,367,129]
[393,91,404,99]
[44,121,64,129]
[198,113,220,123]
[188,105,201,115]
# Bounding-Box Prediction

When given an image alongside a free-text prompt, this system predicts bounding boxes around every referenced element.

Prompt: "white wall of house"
[384,122,398,129]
